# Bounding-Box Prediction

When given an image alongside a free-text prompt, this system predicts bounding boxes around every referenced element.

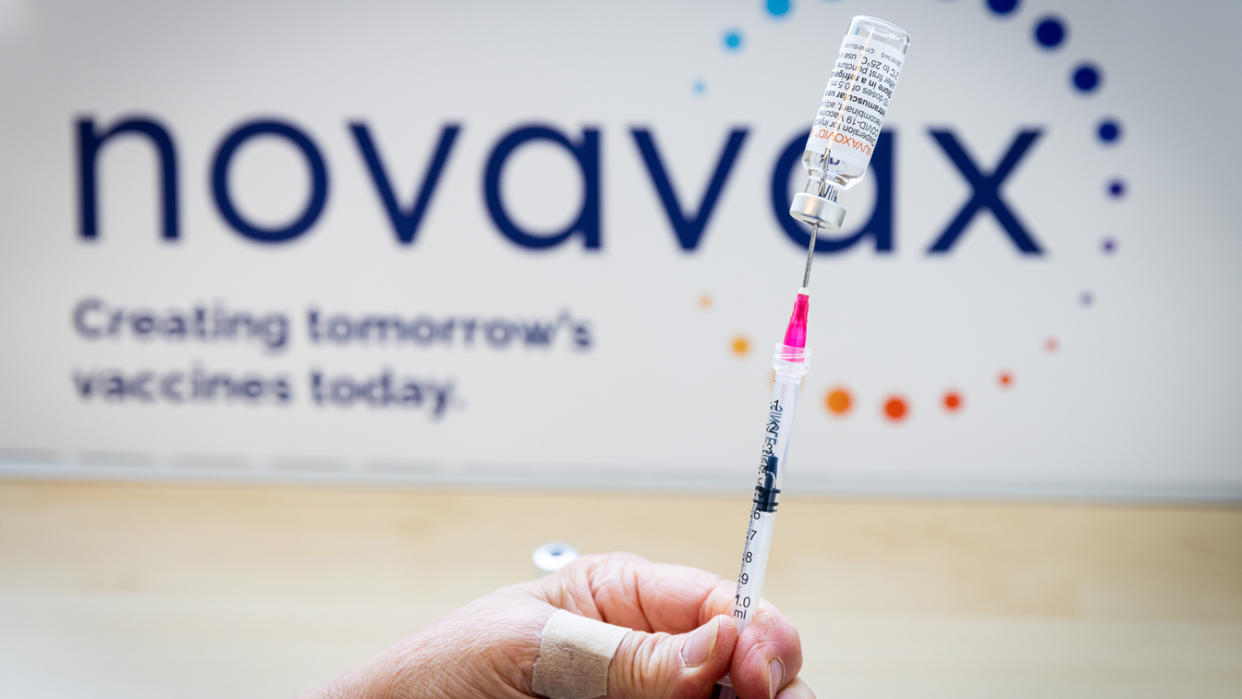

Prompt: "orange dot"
[730,335,751,356]
[999,371,1013,388]
[943,391,962,412]
[698,294,713,310]
[1045,337,1058,353]
[883,395,907,422]
[825,387,852,415]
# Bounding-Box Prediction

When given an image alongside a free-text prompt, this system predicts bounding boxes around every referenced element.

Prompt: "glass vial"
[791,16,910,229]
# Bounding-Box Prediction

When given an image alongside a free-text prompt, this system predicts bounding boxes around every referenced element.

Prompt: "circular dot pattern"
[1097,118,1122,143]
[987,0,1020,15]
[707,1,1125,425]
[1072,63,1101,92]
[1034,17,1065,48]
[765,0,791,18]
[884,396,908,421]
[826,387,852,415]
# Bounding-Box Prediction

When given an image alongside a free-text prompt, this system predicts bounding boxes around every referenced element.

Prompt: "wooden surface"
[1,481,1240,698]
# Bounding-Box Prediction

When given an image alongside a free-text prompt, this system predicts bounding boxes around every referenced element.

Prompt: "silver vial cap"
[790,192,846,229]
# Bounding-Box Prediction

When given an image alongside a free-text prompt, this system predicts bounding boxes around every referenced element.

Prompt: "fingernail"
[768,658,785,698]
[680,618,719,668]
[775,678,816,699]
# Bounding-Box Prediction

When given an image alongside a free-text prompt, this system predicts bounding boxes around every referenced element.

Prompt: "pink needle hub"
[782,288,810,353]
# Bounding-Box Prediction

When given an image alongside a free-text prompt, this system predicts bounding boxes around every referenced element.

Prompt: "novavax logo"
[72,117,1042,257]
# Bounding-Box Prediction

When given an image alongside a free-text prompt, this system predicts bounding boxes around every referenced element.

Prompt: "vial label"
[806,34,904,173]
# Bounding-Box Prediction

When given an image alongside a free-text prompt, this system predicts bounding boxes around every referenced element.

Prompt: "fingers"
[724,603,803,699]
[547,553,734,634]
[606,614,737,699]
[545,553,805,698]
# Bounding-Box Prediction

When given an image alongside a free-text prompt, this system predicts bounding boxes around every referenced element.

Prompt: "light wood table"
[1,481,1239,697]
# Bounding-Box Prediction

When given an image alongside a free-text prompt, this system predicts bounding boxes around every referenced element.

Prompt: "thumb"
[607,615,737,698]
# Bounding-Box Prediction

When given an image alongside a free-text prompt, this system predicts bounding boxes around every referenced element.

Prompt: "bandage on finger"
[531,609,629,699]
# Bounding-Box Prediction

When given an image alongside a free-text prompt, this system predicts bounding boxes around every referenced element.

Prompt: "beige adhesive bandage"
[531,609,630,699]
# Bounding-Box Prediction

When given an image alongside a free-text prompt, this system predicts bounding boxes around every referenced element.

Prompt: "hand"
[309,552,814,698]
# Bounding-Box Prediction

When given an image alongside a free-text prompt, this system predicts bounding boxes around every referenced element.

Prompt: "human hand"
[309,552,813,698]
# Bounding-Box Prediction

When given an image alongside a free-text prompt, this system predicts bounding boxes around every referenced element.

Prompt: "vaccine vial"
[791,16,910,229]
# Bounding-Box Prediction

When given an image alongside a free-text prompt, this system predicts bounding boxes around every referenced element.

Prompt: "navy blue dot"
[723,30,743,51]
[1097,119,1121,143]
[766,0,791,17]
[1033,16,1065,48]
[1107,178,1125,198]
[1072,63,1101,92]
[987,0,1020,15]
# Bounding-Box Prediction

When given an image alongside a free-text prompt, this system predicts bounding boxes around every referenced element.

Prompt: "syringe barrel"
[728,344,810,631]
[716,346,811,698]
[792,15,909,229]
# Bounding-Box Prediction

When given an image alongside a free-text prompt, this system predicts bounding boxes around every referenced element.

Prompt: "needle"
[801,223,819,290]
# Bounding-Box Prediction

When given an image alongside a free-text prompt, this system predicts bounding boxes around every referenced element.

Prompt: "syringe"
[715,16,908,697]
[711,237,815,699]
[729,238,817,633]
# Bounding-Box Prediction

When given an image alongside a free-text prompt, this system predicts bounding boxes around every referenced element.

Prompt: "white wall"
[1,0,1238,499]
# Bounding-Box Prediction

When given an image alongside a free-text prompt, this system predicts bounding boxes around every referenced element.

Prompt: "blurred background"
[1,0,1239,696]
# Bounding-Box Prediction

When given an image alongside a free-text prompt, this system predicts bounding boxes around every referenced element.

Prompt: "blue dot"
[723,30,743,51]
[1080,291,1094,307]
[1033,16,1065,48]
[987,0,1020,15]
[1107,178,1125,198]
[693,80,706,95]
[1097,118,1121,143]
[1072,63,1101,92]
[766,0,791,17]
